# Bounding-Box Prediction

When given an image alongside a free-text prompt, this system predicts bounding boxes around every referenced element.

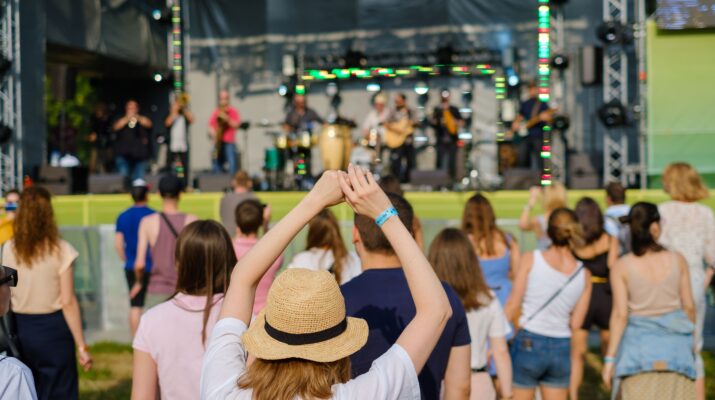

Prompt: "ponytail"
[624,202,664,256]
[547,208,585,250]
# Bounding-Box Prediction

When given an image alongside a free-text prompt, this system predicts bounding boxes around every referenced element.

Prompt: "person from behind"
[602,202,696,399]
[657,162,713,400]
[0,265,38,399]
[200,167,453,399]
[132,220,236,400]
[569,197,619,400]
[5,187,92,399]
[114,179,155,336]
[0,189,20,245]
[232,200,283,316]
[429,228,513,400]
[518,182,567,250]
[341,189,471,399]
[134,174,197,307]
[603,182,630,254]
[220,170,259,235]
[287,208,361,285]
[504,208,592,400]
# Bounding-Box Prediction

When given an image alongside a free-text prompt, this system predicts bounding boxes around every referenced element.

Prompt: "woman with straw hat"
[200,166,453,400]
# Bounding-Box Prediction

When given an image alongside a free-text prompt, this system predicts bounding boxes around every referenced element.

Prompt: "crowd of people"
[0,161,712,400]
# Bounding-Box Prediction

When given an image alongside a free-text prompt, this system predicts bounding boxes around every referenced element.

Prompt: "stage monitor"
[657,0,715,30]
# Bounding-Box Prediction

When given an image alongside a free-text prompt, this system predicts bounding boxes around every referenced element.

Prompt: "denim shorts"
[511,330,571,389]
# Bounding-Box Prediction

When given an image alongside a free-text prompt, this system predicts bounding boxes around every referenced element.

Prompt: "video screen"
[657,0,715,29]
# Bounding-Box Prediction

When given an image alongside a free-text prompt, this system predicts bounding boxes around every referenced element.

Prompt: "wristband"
[375,207,398,227]
[604,356,616,364]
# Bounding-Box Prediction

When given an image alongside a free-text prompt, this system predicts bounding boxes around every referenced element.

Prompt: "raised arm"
[219,171,345,325]
[518,187,540,231]
[339,165,452,374]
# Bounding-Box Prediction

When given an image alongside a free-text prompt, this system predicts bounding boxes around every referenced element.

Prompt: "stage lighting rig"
[597,21,632,45]
[598,100,628,128]
[150,7,171,24]
[550,54,569,70]
[341,50,367,68]
[366,82,381,93]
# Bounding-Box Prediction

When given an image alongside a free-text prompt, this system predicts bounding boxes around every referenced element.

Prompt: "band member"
[431,89,463,181]
[164,93,194,186]
[511,81,553,170]
[113,100,153,183]
[283,94,323,176]
[208,90,241,174]
[385,93,415,183]
[361,92,389,140]
[88,102,112,173]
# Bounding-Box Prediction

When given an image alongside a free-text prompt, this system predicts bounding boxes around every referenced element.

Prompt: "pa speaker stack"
[37,165,88,195]
[195,173,232,192]
[409,170,450,190]
[503,168,540,190]
[88,174,125,194]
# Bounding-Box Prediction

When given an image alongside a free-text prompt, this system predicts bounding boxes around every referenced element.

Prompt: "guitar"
[442,108,458,136]
[506,107,556,140]
[384,117,416,149]
[213,107,229,160]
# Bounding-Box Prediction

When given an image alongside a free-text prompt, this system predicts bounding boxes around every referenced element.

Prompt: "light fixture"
[153,72,163,83]
[551,114,570,131]
[414,81,429,95]
[326,82,339,97]
[295,84,306,95]
[278,83,289,97]
[550,54,569,70]
[598,100,627,127]
[366,82,381,92]
[507,74,520,87]
[597,21,632,45]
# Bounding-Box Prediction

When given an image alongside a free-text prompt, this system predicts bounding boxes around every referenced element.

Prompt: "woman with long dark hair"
[569,197,619,399]
[602,202,696,399]
[131,220,236,400]
[287,209,361,285]
[6,187,92,400]
[429,228,513,400]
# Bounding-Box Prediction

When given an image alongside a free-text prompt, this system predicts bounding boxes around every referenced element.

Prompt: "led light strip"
[538,0,552,186]
[301,64,497,81]
[171,2,183,95]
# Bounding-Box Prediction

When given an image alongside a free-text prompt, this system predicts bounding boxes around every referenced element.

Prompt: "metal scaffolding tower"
[0,0,21,193]
[549,3,566,183]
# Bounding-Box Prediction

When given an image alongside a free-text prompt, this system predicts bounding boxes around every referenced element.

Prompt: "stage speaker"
[580,46,603,86]
[503,168,540,190]
[195,173,232,192]
[37,165,88,194]
[409,170,450,189]
[88,174,126,194]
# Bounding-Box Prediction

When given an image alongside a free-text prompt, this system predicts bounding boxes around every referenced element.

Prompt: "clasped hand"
[306,164,392,221]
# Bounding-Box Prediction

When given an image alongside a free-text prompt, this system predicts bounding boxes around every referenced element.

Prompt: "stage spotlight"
[151,9,162,21]
[0,124,12,145]
[150,7,171,23]
[366,82,381,93]
[552,114,570,131]
[153,72,163,83]
[550,54,569,70]
[295,84,306,95]
[598,100,627,127]
[597,21,632,45]
[278,83,289,97]
[414,81,429,96]
[508,74,520,87]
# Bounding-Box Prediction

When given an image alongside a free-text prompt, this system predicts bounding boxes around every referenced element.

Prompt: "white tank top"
[519,250,586,338]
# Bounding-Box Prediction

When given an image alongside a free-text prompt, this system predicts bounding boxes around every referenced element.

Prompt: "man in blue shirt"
[341,193,471,400]
[512,81,552,170]
[115,179,155,336]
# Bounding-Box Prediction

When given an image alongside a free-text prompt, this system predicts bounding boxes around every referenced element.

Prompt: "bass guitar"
[506,108,556,140]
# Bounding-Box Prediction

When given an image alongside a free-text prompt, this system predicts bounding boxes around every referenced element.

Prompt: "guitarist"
[431,89,463,181]
[511,81,553,170]
[386,93,416,183]
[208,90,241,174]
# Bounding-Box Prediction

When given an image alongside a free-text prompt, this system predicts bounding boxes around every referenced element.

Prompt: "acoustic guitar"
[506,107,556,140]
[384,117,416,149]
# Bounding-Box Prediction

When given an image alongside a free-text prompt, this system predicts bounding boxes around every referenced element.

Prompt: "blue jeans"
[116,156,147,182]
[213,143,237,174]
[511,330,571,389]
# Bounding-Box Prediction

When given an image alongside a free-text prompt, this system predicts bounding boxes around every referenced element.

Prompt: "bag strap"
[524,263,585,324]
[159,213,180,239]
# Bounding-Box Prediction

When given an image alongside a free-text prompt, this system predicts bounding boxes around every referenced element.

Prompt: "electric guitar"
[384,117,416,149]
[506,107,556,140]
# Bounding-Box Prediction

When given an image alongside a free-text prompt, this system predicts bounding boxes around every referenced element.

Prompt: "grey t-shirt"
[219,192,257,235]
[0,356,38,400]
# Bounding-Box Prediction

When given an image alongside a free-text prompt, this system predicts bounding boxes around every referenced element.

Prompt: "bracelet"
[375,207,398,227]
[78,344,90,352]
[604,355,616,364]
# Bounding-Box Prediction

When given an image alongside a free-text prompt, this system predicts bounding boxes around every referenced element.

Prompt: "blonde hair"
[306,209,348,284]
[238,357,351,400]
[542,182,567,212]
[663,162,708,202]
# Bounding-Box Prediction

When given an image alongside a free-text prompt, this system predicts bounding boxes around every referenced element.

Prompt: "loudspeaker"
[409,170,450,189]
[580,46,603,86]
[37,165,88,194]
[38,182,71,196]
[195,173,232,192]
[88,174,126,194]
[503,168,540,190]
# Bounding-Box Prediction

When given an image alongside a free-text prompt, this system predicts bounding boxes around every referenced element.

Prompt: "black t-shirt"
[432,105,462,142]
[90,115,112,148]
[519,98,550,138]
[284,107,323,132]
[114,122,152,160]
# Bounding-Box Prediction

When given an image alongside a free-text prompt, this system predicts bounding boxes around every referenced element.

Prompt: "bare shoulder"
[185,214,199,225]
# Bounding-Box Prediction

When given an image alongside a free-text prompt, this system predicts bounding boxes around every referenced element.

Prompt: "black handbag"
[0,243,22,359]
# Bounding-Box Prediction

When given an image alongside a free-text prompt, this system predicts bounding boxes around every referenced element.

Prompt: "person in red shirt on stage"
[208,90,241,174]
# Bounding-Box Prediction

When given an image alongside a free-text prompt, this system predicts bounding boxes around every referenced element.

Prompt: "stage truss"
[0,0,21,194]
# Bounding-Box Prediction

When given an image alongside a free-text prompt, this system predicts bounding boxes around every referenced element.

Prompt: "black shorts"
[125,270,150,308]
[581,283,612,330]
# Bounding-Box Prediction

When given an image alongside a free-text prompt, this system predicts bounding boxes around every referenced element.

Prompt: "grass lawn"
[79,342,715,399]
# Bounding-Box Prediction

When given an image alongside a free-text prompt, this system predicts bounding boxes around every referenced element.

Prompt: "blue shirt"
[116,205,155,271]
[341,268,471,400]
[519,98,550,138]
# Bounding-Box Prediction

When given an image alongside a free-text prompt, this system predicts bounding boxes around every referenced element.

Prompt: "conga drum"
[319,124,353,170]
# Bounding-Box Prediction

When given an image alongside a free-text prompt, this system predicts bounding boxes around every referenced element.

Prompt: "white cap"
[132,178,148,188]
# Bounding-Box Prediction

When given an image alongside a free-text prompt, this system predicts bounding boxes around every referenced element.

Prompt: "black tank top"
[577,251,609,279]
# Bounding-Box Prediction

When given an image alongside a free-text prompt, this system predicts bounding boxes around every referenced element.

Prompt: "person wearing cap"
[134,175,197,309]
[430,89,463,182]
[114,179,156,336]
[362,92,390,143]
[200,166,453,400]
[341,193,471,399]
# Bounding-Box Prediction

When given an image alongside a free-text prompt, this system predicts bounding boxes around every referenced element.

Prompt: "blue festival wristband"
[604,356,616,364]
[375,207,398,227]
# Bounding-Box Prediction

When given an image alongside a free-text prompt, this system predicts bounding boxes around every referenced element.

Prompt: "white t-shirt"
[0,356,37,400]
[199,318,420,400]
[287,248,362,285]
[465,292,511,369]
[170,115,188,152]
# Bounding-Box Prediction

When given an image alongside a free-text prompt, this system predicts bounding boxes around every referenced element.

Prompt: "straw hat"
[243,268,368,362]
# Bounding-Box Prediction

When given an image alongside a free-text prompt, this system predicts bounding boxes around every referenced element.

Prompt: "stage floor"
[50,189,689,226]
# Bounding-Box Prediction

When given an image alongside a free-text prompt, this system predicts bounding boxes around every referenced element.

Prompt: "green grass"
[78,344,715,399]
[50,189,715,226]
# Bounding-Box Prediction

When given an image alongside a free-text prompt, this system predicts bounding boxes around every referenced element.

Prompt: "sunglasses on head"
[0,266,17,287]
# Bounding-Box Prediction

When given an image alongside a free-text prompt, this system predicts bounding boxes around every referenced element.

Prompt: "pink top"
[133,293,223,400]
[208,106,240,144]
[233,237,283,315]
